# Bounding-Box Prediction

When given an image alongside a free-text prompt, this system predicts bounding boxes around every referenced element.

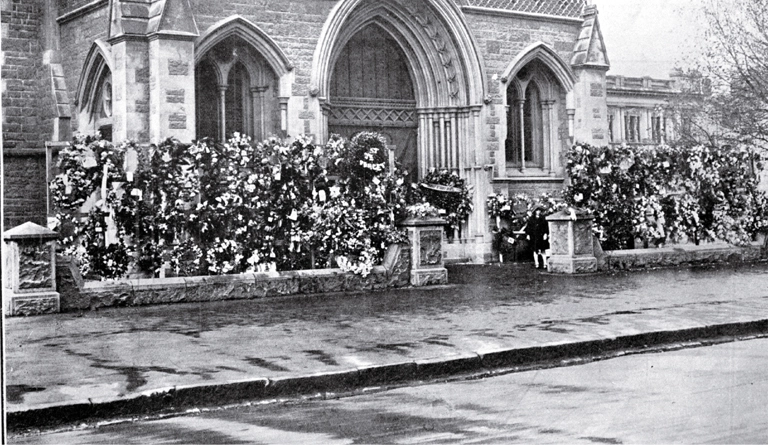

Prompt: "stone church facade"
[2,0,611,262]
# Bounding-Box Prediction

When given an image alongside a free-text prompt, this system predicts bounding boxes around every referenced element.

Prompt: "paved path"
[6,262,768,430]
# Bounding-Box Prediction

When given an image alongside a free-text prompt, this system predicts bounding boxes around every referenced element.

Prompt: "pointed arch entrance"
[312,0,486,179]
[313,0,494,245]
[328,23,418,181]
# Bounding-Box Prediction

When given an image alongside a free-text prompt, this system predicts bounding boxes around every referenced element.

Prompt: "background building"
[2,0,614,262]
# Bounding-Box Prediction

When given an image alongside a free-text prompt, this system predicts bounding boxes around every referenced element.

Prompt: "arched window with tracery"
[195,35,279,141]
[505,60,562,174]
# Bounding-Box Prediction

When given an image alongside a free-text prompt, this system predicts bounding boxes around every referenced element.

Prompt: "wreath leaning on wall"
[416,169,473,233]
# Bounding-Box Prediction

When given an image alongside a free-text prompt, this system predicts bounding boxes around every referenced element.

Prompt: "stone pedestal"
[3,222,60,315]
[400,217,448,286]
[546,209,597,274]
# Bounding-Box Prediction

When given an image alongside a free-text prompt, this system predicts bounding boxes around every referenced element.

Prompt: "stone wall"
[56,244,412,312]
[600,242,767,271]
[463,10,579,168]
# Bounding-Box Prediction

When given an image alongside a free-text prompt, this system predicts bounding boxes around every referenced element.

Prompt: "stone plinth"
[400,217,448,286]
[546,209,597,274]
[3,222,60,315]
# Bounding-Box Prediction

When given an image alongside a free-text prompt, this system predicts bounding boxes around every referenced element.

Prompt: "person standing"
[525,206,550,269]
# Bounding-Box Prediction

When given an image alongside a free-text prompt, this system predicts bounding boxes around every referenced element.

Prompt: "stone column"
[546,209,598,273]
[517,99,526,172]
[399,217,449,286]
[218,85,228,142]
[148,35,197,143]
[251,86,268,141]
[3,222,60,316]
[110,37,151,142]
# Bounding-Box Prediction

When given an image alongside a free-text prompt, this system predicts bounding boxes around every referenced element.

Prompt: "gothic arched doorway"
[328,24,418,182]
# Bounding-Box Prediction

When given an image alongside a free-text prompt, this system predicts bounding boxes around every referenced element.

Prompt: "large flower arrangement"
[563,142,768,249]
[49,135,133,278]
[51,132,411,279]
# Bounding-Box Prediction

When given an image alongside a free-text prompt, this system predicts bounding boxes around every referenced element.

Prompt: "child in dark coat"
[525,206,550,269]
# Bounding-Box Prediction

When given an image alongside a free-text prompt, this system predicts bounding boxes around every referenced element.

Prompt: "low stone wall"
[57,244,411,312]
[600,241,767,271]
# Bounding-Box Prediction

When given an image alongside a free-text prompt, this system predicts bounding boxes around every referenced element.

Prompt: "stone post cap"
[3,222,59,241]
[546,208,593,221]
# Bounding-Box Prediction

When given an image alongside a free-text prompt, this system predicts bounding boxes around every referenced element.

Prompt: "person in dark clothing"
[525,206,550,269]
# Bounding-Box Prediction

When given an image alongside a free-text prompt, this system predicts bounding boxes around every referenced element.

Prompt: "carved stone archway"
[311,0,489,241]
[311,0,486,176]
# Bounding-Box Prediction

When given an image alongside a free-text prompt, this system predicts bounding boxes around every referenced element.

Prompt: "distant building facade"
[2,0,616,262]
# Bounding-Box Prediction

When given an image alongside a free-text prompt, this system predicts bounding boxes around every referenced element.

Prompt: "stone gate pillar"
[546,209,597,274]
[3,222,60,316]
[400,217,449,286]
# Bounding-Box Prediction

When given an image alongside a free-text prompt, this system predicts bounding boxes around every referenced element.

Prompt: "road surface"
[11,337,768,444]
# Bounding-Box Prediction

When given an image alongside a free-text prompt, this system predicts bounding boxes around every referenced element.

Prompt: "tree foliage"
[680,0,768,147]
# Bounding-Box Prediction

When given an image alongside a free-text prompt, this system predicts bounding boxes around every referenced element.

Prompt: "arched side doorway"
[195,36,279,142]
[328,24,418,181]
[76,40,114,141]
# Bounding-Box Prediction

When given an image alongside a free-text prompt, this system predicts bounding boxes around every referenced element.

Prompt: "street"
[12,337,768,444]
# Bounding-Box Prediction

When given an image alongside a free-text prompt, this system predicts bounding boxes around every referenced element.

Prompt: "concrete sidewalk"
[6,262,768,430]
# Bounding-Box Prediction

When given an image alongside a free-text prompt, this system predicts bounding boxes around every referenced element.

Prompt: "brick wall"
[2,0,52,228]
[2,0,50,150]
[3,154,48,228]
[57,0,99,15]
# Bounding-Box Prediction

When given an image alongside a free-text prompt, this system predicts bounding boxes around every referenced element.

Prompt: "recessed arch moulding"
[76,40,115,137]
[309,0,492,247]
[194,15,295,141]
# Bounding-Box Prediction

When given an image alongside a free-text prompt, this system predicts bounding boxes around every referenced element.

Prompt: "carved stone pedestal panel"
[400,217,448,286]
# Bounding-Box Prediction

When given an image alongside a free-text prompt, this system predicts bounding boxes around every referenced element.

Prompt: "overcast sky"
[595,0,707,79]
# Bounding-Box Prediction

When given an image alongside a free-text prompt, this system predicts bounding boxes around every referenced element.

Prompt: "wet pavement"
[14,337,768,444]
[6,262,768,429]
